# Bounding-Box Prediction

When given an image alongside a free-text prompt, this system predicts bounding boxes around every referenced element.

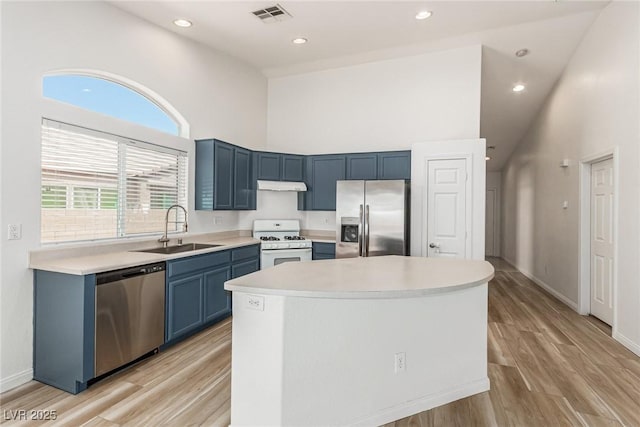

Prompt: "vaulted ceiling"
[113,1,608,171]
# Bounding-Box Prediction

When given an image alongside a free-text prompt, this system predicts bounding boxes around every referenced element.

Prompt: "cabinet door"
[346,153,377,180]
[234,147,254,210]
[378,151,411,180]
[203,266,231,323]
[213,142,234,209]
[195,139,214,210]
[256,152,282,181]
[311,156,346,210]
[167,274,203,341]
[232,258,260,278]
[312,242,336,260]
[282,154,304,181]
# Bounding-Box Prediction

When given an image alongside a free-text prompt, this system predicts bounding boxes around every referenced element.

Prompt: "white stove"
[253,220,312,269]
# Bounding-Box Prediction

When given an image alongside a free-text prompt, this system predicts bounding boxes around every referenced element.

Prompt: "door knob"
[429,243,440,248]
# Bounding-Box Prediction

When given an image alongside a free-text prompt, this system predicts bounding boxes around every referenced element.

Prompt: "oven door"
[260,248,312,270]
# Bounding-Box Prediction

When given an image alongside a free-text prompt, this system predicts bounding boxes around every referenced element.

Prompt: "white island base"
[225,256,494,426]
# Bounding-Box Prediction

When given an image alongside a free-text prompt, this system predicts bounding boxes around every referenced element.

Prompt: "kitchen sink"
[134,243,222,254]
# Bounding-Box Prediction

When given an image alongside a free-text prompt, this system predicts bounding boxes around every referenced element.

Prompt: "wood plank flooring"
[2,258,639,426]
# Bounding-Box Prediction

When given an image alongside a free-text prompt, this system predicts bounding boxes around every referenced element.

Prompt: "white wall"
[237,192,336,232]
[486,172,501,257]
[0,1,267,391]
[266,45,482,154]
[501,2,640,354]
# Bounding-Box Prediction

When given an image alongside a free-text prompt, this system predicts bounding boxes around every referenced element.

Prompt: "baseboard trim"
[613,331,640,357]
[0,369,33,393]
[502,256,579,312]
[350,377,490,426]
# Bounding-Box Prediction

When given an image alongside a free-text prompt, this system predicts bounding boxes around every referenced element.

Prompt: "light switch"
[562,201,568,209]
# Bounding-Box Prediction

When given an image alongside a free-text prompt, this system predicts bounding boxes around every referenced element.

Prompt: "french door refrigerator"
[336,180,410,258]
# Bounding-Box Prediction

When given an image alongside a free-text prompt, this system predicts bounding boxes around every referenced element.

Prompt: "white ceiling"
[112,1,608,171]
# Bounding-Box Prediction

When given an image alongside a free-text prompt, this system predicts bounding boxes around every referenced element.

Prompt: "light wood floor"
[2,258,639,426]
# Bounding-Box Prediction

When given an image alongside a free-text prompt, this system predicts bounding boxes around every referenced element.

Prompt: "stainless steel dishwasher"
[95,262,165,377]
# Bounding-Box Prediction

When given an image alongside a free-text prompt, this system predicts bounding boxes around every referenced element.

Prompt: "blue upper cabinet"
[346,153,378,180]
[256,152,282,181]
[307,155,346,211]
[256,152,304,182]
[282,154,304,181]
[378,151,411,180]
[234,147,254,210]
[195,139,256,210]
[213,142,234,210]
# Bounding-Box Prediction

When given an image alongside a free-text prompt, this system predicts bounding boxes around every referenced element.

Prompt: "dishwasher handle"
[96,262,165,285]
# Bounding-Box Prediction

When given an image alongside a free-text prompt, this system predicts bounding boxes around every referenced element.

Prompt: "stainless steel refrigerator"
[336,180,410,258]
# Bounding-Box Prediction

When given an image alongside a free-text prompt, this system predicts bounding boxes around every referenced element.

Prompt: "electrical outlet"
[246,295,265,311]
[7,224,22,240]
[214,216,223,225]
[394,352,406,373]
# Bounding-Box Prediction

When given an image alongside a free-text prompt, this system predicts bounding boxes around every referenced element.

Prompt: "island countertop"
[224,256,494,299]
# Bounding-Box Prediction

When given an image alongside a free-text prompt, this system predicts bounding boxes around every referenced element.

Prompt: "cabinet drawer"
[231,244,259,262]
[168,251,231,278]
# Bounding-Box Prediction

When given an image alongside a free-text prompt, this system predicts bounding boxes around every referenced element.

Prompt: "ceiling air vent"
[252,4,292,23]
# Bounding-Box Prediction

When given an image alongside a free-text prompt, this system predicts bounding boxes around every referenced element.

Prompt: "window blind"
[41,119,187,243]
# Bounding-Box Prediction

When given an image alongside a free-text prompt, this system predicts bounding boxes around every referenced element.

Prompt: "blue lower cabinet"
[166,245,260,343]
[312,242,336,260]
[33,271,95,394]
[204,266,232,323]
[232,258,260,278]
[167,274,204,340]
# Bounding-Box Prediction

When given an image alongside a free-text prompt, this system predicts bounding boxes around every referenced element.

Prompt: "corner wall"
[266,45,482,154]
[501,2,640,354]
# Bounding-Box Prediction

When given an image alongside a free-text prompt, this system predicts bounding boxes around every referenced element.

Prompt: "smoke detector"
[252,4,292,23]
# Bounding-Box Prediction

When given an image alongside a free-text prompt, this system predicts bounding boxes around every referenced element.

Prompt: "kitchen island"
[224,256,494,426]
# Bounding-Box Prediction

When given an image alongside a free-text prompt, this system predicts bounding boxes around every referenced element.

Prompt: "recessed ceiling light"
[173,19,192,28]
[292,37,308,44]
[415,10,433,20]
[512,84,526,92]
[485,156,491,161]
[515,49,529,58]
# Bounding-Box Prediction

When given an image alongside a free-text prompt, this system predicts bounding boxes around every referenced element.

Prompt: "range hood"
[257,180,307,192]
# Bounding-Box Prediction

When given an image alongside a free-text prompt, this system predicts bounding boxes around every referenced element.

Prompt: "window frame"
[41,119,189,244]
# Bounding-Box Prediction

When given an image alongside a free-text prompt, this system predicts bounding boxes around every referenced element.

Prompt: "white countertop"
[30,236,259,275]
[304,234,336,243]
[224,256,494,299]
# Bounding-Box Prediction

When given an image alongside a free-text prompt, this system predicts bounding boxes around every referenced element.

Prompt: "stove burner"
[259,236,280,241]
[284,236,306,241]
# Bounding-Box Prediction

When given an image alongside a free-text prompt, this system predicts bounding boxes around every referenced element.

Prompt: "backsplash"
[237,191,335,231]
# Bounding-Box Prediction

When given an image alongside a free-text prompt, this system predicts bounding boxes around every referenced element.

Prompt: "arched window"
[41,72,189,244]
[43,73,183,136]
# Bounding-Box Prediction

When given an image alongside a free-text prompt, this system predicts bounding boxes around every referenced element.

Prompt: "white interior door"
[485,189,496,257]
[590,158,614,325]
[426,159,467,258]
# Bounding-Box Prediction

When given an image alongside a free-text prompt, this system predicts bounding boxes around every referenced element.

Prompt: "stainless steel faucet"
[158,204,188,248]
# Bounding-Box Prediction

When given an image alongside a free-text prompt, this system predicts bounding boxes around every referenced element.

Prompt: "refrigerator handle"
[359,204,364,257]
[364,204,370,257]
